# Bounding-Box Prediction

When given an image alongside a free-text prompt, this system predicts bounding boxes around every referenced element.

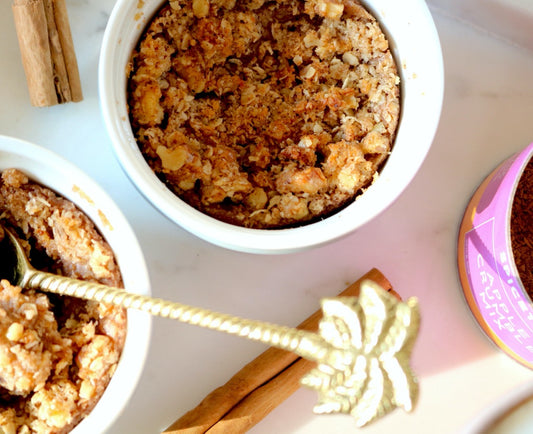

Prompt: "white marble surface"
[1,1,533,433]
[428,0,533,50]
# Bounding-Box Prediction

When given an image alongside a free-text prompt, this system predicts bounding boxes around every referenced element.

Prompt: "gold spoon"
[0,226,420,426]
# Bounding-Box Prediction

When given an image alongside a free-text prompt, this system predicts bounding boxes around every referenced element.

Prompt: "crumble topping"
[0,169,126,434]
[128,0,400,228]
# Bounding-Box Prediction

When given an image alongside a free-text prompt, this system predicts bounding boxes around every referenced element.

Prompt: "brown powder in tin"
[511,158,533,297]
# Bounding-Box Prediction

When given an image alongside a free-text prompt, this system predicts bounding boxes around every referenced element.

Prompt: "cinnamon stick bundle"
[164,268,397,434]
[12,0,83,107]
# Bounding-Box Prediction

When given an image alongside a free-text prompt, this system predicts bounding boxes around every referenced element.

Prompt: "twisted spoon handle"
[22,269,328,361]
[21,267,420,424]
[4,225,420,423]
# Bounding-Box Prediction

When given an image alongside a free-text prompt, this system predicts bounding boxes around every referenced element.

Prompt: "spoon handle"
[23,267,328,357]
[22,269,419,424]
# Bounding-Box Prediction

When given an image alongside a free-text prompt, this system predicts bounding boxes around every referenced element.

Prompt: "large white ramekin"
[0,135,152,434]
[99,0,444,254]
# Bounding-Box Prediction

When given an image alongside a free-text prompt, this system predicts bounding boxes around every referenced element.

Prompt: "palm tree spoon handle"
[1,227,420,426]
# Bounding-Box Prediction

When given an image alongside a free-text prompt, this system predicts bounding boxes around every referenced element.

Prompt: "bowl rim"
[0,134,152,434]
[99,0,445,254]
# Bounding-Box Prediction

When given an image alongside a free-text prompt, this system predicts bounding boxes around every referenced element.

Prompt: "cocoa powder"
[511,158,533,297]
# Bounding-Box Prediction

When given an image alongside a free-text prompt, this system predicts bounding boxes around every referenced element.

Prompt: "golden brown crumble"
[0,169,126,434]
[128,0,400,228]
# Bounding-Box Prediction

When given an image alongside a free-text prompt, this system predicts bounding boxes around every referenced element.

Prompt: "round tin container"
[458,142,533,368]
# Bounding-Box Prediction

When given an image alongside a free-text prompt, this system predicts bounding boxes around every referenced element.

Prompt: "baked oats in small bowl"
[99,0,443,253]
[0,136,151,434]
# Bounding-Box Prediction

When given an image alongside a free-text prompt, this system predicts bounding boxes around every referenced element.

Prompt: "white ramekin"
[99,0,444,254]
[0,135,152,434]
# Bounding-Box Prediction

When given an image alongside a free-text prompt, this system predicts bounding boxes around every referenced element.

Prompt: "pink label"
[462,142,533,363]
[464,219,533,361]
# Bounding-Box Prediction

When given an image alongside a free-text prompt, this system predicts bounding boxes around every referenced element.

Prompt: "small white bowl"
[99,0,444,254]
[0,135,152,434]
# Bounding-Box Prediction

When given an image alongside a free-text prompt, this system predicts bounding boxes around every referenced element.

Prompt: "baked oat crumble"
[0,169,126,434]
[128,0,400,228]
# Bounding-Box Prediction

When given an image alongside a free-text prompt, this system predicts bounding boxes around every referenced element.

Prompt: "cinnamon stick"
[163,268,396,434]
[12,0,82,107]
[207,357,312,433]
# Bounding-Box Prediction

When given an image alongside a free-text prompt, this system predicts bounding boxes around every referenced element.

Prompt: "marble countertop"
[1,1,532,433]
